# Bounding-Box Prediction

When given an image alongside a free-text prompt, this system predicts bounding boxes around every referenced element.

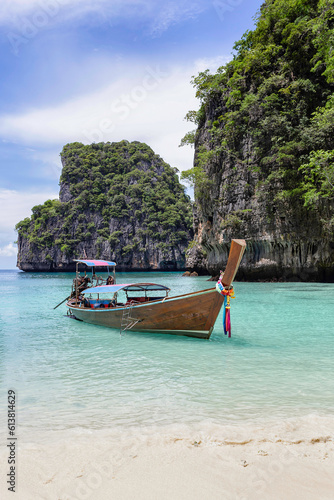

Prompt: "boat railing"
[120,302,141,334]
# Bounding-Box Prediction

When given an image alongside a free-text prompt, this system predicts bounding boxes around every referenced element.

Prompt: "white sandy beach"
[1,416,333,500]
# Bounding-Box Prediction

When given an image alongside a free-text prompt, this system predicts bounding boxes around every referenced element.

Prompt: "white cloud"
[28,148,63,180]
[0,188,57,266]
[0,60,208,172]
[0,0,120,24]
[0,188,58,238]
[147,1,204,36]
[0,55,232,172]
[0,52,231,187]
[0,0,208,35]
[0,188,59,266]
[193,55,231,73]
[0,242,17,257]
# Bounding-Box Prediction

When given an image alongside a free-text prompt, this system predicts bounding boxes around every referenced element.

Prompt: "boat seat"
[126,296,147,304]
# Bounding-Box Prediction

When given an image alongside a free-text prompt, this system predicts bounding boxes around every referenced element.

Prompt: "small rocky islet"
[16,141,193,272]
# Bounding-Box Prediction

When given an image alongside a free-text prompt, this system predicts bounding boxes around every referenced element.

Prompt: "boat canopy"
[82,283,170,294]
[74,259,117,267]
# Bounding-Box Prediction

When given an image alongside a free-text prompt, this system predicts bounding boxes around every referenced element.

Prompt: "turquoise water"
[1,270,334,440]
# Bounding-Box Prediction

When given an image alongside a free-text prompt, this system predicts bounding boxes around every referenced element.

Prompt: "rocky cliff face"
[185,0,334,281]
[16,141,193,271]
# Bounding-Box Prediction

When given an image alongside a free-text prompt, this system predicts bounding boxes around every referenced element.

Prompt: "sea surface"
[1,270,334,443]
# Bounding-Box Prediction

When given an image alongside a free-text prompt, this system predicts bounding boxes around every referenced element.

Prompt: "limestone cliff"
[184,0,334,281]
[16,141,193,271]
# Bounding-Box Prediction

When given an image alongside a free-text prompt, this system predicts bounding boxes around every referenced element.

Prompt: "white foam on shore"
[4,412,334,446]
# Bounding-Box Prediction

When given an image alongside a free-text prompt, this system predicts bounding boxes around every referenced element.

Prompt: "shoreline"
[5,267,334,284]
[1,416,333,499]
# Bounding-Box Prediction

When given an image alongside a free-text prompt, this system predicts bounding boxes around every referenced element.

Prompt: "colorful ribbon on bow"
[222,295,231,337]
[216,273,235,337]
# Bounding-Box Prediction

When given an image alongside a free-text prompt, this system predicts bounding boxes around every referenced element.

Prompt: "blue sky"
[0,0,263,268]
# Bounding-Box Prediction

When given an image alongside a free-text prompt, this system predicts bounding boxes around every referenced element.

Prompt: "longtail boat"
[64,239,246,339]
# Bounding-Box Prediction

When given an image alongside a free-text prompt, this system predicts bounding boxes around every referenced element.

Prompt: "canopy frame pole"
[75,261,79,303]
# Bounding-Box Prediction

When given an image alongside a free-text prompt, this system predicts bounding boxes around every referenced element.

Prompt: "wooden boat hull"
[68,288,224,339]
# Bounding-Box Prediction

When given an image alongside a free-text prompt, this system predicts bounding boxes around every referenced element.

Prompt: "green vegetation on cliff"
[16,141,192,269]
[182,0,334,216]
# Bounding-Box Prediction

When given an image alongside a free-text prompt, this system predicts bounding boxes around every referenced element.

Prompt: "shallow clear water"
[1,270,334,439]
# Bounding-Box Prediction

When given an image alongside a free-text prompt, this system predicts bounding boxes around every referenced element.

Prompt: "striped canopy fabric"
[82,284,132,294]
[74,259,116,267]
